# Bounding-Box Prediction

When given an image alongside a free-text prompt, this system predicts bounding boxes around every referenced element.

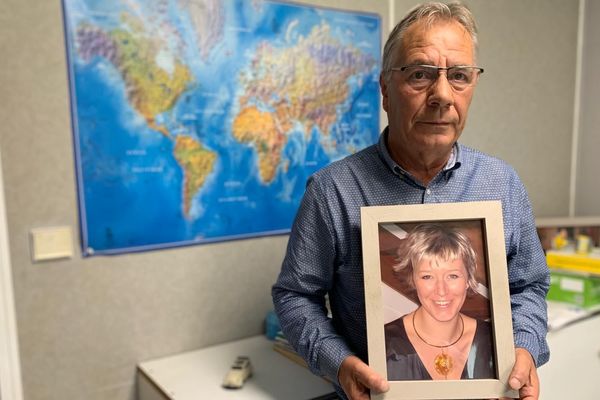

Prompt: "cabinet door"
[538,314,600,399]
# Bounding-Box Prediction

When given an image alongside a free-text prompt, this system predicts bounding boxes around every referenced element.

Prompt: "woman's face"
[413,256,469,322]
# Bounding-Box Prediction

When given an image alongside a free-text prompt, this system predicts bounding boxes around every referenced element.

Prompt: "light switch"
[30,226,74,261]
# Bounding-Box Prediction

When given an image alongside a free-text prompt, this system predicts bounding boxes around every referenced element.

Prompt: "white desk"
[538,302,600,399]
[137,335,336,400]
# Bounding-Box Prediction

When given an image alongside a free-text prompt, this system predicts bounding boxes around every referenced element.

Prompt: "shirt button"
[426,189,431,195]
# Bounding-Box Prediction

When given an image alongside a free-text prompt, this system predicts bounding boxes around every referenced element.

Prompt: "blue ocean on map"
[63,0,381,255]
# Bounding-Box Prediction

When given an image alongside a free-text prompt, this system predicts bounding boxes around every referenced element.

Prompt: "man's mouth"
[420,121,451,125]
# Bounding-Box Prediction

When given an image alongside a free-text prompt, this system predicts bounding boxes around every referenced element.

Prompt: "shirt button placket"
[423,188,433,203]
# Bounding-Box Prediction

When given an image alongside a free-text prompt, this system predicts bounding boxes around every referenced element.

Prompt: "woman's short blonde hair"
[392,223,479,293]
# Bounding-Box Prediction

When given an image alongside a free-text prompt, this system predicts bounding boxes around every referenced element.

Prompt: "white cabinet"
[538,306,600,399]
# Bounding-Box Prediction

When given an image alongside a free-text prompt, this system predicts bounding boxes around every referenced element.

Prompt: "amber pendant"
[434,351,453,378]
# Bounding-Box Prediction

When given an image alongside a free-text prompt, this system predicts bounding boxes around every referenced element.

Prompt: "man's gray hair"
[381,1,478,84]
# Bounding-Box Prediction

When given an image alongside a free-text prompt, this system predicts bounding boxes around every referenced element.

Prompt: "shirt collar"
[377,127,462,176]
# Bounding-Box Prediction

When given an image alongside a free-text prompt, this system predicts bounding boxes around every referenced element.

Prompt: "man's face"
[381,20,477,155]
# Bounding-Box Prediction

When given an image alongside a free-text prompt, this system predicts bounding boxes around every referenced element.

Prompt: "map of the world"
[62,0,381,255]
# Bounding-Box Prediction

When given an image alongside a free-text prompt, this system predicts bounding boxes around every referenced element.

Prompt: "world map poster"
[62,0,381,256]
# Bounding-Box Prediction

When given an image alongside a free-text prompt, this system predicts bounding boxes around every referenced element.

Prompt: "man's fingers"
[509,348,533,389]
[508,348,539,400]
[339,355,389,399]
[520,364,539,400]
[509,362,527,389]
[354,360,389,393]
[509,376,522,390]
[359,369,389,393]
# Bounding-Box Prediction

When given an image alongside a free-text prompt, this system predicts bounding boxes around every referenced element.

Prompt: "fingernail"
[509,377,521,389]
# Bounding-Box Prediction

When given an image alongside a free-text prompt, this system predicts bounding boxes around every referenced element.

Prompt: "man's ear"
[379,74,389,112]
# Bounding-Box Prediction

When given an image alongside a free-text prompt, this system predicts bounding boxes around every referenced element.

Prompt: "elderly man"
[272,2,549,400]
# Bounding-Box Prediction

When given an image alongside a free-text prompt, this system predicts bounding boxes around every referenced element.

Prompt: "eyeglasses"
[390,65,484,91]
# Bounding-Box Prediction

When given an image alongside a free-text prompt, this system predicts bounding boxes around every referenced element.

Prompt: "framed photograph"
[361,201,518,399]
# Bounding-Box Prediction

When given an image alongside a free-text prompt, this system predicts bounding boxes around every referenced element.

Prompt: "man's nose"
[427,73,454,108]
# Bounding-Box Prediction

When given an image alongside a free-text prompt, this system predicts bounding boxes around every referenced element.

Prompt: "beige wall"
[466,0,577,218]
[576,0,600,216]
[0,1,584,400]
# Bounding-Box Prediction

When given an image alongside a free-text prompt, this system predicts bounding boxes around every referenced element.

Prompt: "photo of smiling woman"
[384,223,495,381]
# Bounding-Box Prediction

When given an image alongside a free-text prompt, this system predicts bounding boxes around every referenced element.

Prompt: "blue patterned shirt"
[272,129,550,396]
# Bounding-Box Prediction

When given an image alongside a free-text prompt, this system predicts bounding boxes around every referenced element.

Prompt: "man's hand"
[503,347,539,400]
[338,355,389,400]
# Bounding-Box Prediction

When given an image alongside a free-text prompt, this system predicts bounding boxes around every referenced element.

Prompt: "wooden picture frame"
[361,201,518,399]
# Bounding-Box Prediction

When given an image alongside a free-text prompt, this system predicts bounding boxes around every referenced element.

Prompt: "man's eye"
[409,69,434,81]
[449,69,469,82]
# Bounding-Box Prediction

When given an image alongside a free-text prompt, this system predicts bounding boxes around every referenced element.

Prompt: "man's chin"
[414,124,459,139]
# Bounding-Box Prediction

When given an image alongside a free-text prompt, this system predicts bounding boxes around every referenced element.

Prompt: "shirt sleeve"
[506,181,551,367]
[271,176,354,383]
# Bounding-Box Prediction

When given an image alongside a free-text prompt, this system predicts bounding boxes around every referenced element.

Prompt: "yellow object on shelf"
[546,249,600,275]
[551,229,569,250]
[576,234,592,254]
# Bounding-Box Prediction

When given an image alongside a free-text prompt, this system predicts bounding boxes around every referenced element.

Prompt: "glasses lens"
[402,66,437,90]
[447,67,479,90]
